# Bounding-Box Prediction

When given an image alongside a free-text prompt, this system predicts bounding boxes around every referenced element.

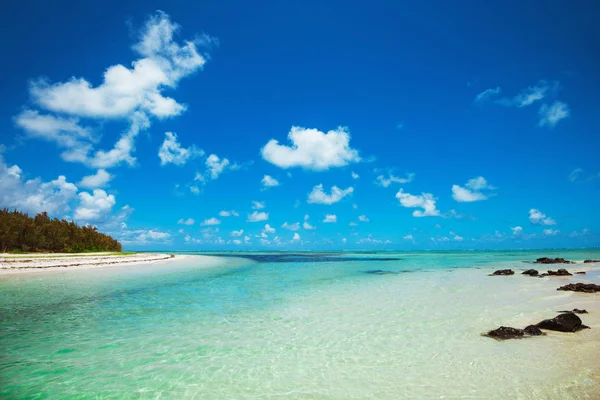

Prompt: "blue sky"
[1,0,599,250]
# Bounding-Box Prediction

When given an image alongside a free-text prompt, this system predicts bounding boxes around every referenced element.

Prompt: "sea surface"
[1,249,600,399]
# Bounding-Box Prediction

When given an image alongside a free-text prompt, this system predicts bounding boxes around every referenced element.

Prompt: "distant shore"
[0,252,181,275]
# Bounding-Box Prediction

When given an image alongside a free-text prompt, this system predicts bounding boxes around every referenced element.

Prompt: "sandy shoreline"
[0,252,182,275]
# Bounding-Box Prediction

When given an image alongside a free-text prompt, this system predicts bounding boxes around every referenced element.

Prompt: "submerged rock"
[583,259,600,263]
[536,313,589,332]
[522,269,539,276]
[485,326,525,340]
[558,309,588,314]
[546,269,573,276]
[557,283,600,293]
[536,257,574,264]
[365,270,397,275]
[575,271,586,275]
[489,269,514,276]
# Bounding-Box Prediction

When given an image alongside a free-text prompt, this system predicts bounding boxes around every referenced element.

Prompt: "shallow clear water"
[1,250,600,399]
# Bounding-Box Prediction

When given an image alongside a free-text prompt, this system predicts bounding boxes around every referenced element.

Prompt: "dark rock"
[523,325,545,336]
[557,283,600,293]
[536,313,588,332]
[558,309,588,314]
[546,269,572,276]
[489,269,514,276]
[575,271,586,275]
[583,259,600,263]
[485,326,525,340]
[365,270,397,275]
[536,257,574,264]
[522,269,539,276]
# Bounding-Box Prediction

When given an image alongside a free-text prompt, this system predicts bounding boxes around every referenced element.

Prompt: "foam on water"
[1,250,599,399]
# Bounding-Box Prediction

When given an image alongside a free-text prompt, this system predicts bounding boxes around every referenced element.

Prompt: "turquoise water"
[1,249,600,399]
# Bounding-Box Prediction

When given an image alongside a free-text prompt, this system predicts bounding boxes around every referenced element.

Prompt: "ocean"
[1,249,599,399]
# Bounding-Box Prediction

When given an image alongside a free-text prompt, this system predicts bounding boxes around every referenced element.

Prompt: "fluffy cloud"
[511,226,523,235]
[474,87,501,103]
[538,101,570,128]
[17,12,212,169]
[282,222,300,230]
[543,229,560,236]
[74,189,116,222]
[307,184,354,205]
[79,169,112,189]
[219,210,239,217]
[122,228,171,244]
[374,172,414,187]
[323,214,337,223]
[451,176,495,202]
[351,171,360,179]
[263,224,276,234]
[200,217,221,226]
[178,218,195,225]
[158,132,203,166]
[0,154,78,216]
[395,189,440,217]
[261,175,280,188]
[403,234,413,240]
[303,214,315,230]
[529,209,556,225]
[252,201,265,210]
[247,211,269,222]
[230,229,244,237]
[292,233,301,242]
[205,154,230,179]
[261,126,361,170]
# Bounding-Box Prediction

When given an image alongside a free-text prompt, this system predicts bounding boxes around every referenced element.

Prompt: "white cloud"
[252,201,265,210]
[158,132,203,166]
[74,189,116,222]
[543,229,560,236]
[349,221,358,226]
[374,172,414,187]
[403,234,413,240]
[122,229,171,244]
[200,217,221,226]
[513,81,558,107]
[233,239,242,245]
[570,228,590,237]
[323,214,337,223]
[261,126,361,170]
[341,238,347,244]
[569,168,583,182]
[529,209,556,225]
[511,226,523,235]
[395,189,440,217]
[282,222,300,230]
[303,214,315,230]
[0,155,79,216]
[230,229,244,237]
[261,175,280,188]
[263,224,276,234]
[205,154,230,179]
[307,184,354,205]
[292,233,301,241]
[178,218,195,225]
[247,211,269,222]
[79,169,112,189]
[219,210,239,217]
[451,176,495,202]
[474,87,501,103]
[538,101,570,128]
[351,171,359,179]
[358,215,369,222]
[19,12,211,169]
[189,185,201,195]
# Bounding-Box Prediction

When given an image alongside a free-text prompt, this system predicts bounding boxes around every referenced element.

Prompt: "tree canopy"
[0,209,122,253]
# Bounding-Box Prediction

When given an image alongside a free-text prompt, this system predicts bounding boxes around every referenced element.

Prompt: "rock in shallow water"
[522,269,539,276]
[558,309,588,314]
[536,257,574,264]
[544,269,572,276]
[364,270,397,275]
[489,269,514,276]
[557,283,600,293]
[485,326,525,340]
[523,325,545,336]
[583,259,600,263]
[536,313,590,332]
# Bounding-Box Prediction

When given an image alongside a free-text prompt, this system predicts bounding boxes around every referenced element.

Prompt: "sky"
[1,0,599,250]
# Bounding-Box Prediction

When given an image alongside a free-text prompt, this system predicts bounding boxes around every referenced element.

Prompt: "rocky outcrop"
[557,283,600,293]
[485,325,545,340]
[522,269,539,276]
[575,271,586,275]
[536,313,589,332]
[523,325,544,336]
[584,259,600,263]
[558,309,588,314]
[539,269,572,277]
[489,269,514,276]
[536,257,574,264]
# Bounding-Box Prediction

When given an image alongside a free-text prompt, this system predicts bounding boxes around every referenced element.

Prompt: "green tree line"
[0,209,122,253]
